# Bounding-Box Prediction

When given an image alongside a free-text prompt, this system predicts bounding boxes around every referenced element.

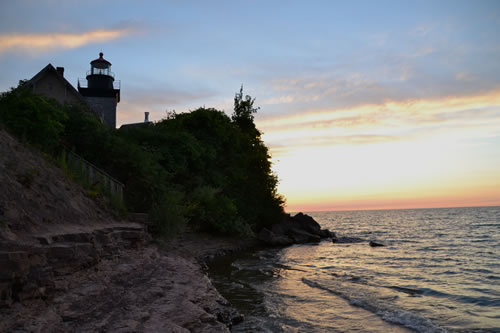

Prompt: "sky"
[1,0,499,212]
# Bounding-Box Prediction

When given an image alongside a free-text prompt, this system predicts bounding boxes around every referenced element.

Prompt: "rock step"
[0,223,150,307]
[36,224,146,245]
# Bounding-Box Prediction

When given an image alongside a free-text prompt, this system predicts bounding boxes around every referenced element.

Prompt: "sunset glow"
[259,91,500,210]
[1,0,499,211]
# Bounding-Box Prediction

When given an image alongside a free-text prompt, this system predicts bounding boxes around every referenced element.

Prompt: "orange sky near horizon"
[260,91,500,212]
[284,187,500,212]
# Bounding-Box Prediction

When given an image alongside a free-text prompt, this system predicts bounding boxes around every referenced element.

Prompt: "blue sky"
[1,0,499,210]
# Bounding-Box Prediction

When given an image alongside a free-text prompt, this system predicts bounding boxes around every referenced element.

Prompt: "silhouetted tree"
[232,85,260,138]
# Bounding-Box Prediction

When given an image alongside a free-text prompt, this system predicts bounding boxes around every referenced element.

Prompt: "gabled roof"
[29,63,88,105]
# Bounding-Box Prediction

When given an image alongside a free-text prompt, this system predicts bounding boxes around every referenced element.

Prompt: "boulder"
[287,228,320,244]
[259,213,333,246]
[291,213,322,235]
[257,228,294,246]
[319,229,336,239]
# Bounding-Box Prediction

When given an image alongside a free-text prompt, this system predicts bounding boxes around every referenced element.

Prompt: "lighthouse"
[78,52,120,128]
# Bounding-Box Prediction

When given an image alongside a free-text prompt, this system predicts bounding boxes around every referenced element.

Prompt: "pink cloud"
[0,27,135,54]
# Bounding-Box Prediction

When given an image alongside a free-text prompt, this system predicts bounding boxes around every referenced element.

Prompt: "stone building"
[28,53,120,128]
[77,52,121,128]
[29,64,87,106]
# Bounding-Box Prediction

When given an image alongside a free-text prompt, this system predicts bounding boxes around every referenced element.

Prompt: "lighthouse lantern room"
[78,52,120,128]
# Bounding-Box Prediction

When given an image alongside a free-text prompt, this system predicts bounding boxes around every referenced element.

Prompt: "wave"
[302,278,447,333]
[387,285,424,296]
[273,263,307,272]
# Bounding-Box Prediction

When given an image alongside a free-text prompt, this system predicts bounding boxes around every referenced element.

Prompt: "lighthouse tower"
[78,52,120,128]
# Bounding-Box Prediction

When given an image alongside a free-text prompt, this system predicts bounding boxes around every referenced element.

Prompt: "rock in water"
[258,213,334,246]
[257,228,294,246]
[288,228,321,244]
[319,229,336,239]
[369,241,385,247]
[332,236,364,244]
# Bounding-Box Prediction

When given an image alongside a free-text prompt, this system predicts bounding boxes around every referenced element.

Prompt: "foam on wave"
[302,278,448,333]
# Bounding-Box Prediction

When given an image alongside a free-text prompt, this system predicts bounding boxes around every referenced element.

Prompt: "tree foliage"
[0,81,67,153]
[232,85,260,138]
[0,83,285,237]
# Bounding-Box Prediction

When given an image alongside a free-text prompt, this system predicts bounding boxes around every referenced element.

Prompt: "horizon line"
[287,204,500,214]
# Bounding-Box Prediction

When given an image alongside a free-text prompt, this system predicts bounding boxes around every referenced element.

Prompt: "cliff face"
[0,129,116,241]
[0,128,150,307]
[0,128,240,332]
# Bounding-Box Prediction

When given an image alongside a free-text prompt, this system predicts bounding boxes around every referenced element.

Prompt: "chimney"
[56,67,64,77]
[144,112,149,123]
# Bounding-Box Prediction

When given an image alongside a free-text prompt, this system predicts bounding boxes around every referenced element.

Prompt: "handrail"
[77,78,120,90]
[66,150,124,186]
[86,69,115,78]
[64,149,124,201]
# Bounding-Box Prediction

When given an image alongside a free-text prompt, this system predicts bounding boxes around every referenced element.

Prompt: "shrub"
[0,82,67,153]
[149,190,187,239]
[0,82,285,237]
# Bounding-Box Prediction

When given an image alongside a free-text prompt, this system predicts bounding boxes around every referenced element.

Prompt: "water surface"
[209,206,500,332]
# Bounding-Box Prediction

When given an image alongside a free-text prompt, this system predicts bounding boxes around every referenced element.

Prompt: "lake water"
[209,206,500,332]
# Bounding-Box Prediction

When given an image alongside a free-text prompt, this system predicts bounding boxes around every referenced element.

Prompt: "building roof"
[90,52,112,66]
[119,121,153,130]
[28,63,89,105]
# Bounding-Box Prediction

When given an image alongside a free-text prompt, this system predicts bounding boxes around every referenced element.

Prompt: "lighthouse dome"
[90,52,112,66]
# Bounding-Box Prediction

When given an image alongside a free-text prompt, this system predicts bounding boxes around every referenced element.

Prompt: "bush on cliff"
[0,82,285,237]
[120,100,285,234]
[0,81,67,154]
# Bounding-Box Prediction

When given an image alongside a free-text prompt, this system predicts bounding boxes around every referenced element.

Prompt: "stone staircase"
[0,223,150,307]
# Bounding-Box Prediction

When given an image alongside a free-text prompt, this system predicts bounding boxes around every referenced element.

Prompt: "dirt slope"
[0,129,116,241]
[0,128,242,332]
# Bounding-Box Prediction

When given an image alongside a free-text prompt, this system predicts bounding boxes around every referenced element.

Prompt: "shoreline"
[0,127,261,332]
[0,229,259,332]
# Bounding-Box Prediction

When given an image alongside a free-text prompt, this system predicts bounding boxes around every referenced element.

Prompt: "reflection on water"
[209,206,500,332]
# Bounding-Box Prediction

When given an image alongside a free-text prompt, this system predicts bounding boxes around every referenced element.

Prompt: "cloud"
[267,134,401,154]
[259,90,500,156]
[408,47,435,58]
[261,74,390,111]
[0,27,135,54]
[262,94,320,105]
[411,24,435,36]
[455,72,478,82]
[254,49,500,122]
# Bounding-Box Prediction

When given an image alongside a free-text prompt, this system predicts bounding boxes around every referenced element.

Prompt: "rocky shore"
[0,128,335,332]
[0,128,255,332]
[0,228,257,332]
[0,215,331,332]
